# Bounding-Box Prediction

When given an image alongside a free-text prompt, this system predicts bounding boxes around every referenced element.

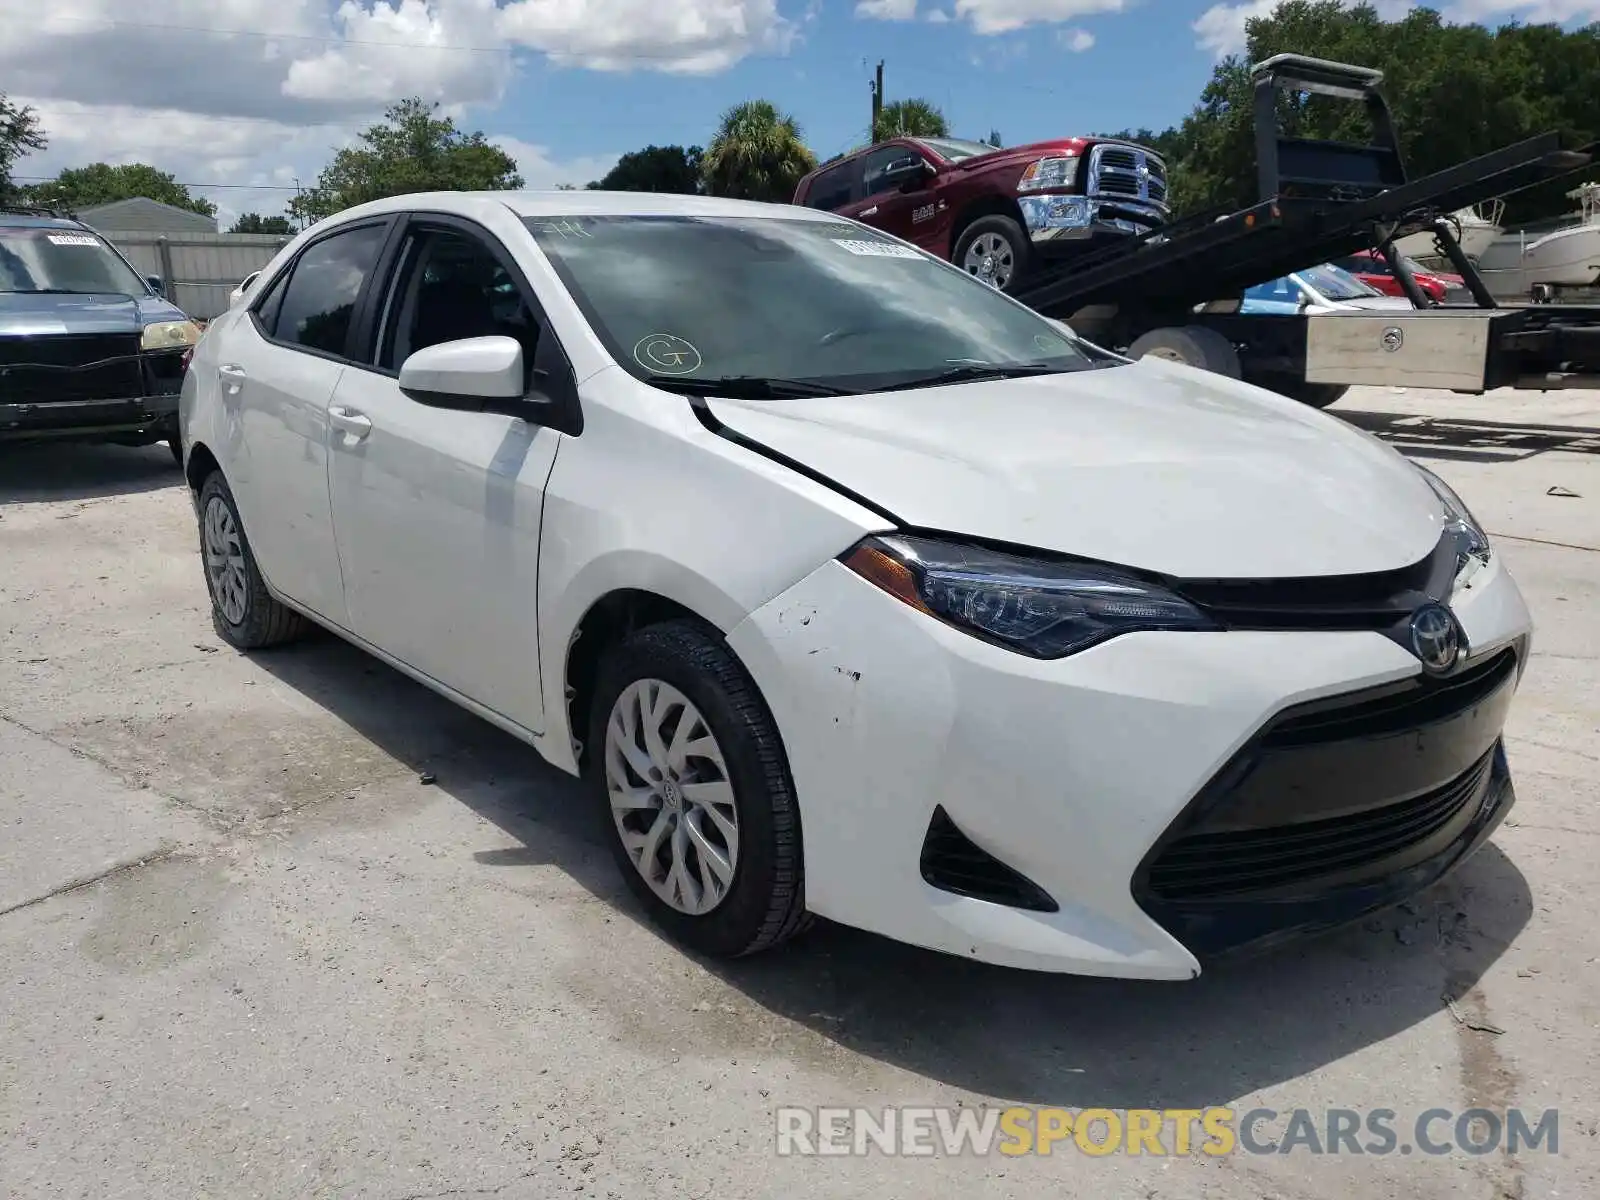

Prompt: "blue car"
[1,207,201,461]
[1240,263,1412,315]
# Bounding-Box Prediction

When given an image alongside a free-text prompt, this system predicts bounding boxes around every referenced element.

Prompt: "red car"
[793,135,1168,294]
[1332,251,1463,302]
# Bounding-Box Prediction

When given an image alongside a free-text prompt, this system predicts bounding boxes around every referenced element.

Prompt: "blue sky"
[486,4,1220,171]
[6,0,1594,224]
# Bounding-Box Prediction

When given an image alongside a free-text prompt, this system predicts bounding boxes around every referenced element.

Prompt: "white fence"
[99,230,293,320]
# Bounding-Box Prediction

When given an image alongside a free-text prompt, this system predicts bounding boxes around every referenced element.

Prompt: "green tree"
[229,212,294,234]
[1142,3,1600,222]
[587,144,703,193]
[26,162,215,217]
[1,94,47,206]
[290,98,522,222]
[701,101,816,203]
[873,98,950,143]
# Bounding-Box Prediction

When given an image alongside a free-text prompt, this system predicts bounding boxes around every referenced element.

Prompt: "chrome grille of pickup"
[1088,144,1167,206]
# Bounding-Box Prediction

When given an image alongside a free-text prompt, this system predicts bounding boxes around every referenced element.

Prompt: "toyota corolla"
[179,191,1531,978]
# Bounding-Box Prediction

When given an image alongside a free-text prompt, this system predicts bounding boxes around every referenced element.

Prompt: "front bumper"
[1017,193,1165,248]
[726,553,1531,978]
[0,392,179,442]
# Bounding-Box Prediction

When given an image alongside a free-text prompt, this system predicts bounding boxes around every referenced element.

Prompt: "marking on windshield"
[634,333,702,375]
[531,220,592,239]
[832,238,922,259]
[45,234,100,247]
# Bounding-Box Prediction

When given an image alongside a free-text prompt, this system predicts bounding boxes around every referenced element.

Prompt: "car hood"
[706,358,1445,579]
[0,292,186,336]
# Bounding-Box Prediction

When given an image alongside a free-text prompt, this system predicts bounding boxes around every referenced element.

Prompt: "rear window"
[270,224,387,356]
[805,164,855,212]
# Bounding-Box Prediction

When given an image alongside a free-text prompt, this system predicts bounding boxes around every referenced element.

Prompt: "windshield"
[1300,263,1379,301]
[916,137,999,162]
[0,227,148,295]
[525,215,1098,393]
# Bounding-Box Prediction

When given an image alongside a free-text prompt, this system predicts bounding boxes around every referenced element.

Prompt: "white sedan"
[179,190,1531,978]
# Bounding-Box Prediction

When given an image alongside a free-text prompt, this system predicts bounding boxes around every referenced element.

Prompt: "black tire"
[1126,325,1243,378]
[168,436,183,466]
[1284,381,1349,409]
[588,620,809,958]
[196,471,309,649]
[952,214,1032,294]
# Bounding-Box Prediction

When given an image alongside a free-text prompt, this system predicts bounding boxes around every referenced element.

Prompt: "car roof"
[322,190,823,226]
[0,212,89,230]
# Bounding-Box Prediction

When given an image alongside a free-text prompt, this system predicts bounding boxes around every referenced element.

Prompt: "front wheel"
[196,471,309,649]
[589,620,809,958]
[953,215,1031,294]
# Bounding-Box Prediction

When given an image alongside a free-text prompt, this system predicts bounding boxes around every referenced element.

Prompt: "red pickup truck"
[792,135,1168,293]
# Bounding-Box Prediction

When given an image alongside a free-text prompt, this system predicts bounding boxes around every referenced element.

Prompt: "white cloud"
[926,7,953,18]
[498,0,796,74]
[488,137,620,190]
[952,0,1128,35]
[856,0,918,17]
[1191,0,1595,58]
[1060,26,1095,49]
[0,0,791,226]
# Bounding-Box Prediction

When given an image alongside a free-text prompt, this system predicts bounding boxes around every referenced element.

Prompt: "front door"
[325,219,560,734]
[854,146,942,251]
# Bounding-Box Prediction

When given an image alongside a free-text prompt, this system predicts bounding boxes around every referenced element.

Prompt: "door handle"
[859,205,879,217]
[218,363,246,396]
[328,405,372,441]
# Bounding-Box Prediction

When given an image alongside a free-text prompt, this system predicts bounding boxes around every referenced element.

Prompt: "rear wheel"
[197,471,309,649]
[953,215,1031,293]
[1126,325,1242,378]
[589,620,809,958]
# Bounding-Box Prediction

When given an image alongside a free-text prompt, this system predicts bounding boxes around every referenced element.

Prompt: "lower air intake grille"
[919,806,1057,912]
[1146,749,1495,902]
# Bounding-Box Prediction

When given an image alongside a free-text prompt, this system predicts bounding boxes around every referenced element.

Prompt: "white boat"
[1477,182,1600,299]
[1394,200,1504,263]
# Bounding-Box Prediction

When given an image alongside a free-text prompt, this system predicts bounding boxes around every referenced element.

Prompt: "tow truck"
[1011,54,1600,406]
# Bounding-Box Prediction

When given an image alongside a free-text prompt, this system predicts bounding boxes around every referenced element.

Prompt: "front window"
[524,214,1098,394]
[1300,264,1379,300]
[915,137,999,163]
[0,226,148,295]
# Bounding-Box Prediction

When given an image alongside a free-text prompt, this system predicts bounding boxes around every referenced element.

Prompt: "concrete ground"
[1,385,1595,1200]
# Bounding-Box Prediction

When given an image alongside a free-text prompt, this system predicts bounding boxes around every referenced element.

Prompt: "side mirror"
[146,275,166,297]
[399,336,529,415]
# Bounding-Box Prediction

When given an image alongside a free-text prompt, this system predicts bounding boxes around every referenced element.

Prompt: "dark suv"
[793,135,1168,294]
[1,207,199,462]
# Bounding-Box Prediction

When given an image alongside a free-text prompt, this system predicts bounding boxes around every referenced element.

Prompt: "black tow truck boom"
[1012,54,1600,405]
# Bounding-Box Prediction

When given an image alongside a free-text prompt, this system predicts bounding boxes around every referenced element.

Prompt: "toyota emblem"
[1381,326,1404,353]
[1408,603,1462,674]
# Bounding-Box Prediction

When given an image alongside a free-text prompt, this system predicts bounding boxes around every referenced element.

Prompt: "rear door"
[218,219,392,625]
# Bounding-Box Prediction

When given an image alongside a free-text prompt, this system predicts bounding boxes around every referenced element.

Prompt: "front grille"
[1146,750,1495,901]
[1088,143,1167,206]
[0,333,145,404]
[920,807,1057,912]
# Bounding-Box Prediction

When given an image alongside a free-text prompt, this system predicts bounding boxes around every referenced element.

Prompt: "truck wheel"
[589,620,810,959]
[954,215,1031,293]
[1279,380,1348,409]
[196,471,309,649]
[1126,326,1242,378]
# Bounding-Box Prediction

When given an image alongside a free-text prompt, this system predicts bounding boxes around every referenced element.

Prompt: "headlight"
[842,535,1214,658]
[1016,154,1079,193]
[1416,465,1491,584]
[142,320,201,351]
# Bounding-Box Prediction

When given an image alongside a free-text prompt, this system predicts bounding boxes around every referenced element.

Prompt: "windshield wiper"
[644,374,856,399]
[7,288,105,295]
[891,363,1068,390]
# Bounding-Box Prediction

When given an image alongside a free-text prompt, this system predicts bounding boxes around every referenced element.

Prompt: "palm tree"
[701,101,817,204]
[873,98,949,143]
